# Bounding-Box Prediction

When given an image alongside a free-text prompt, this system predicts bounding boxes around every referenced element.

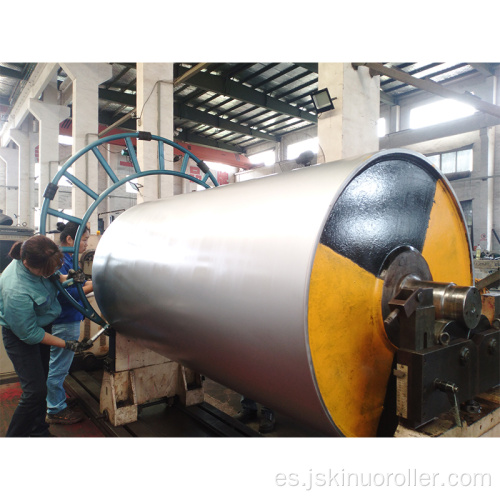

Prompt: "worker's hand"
[64,339,94,352]
[67,268,86,284]
[79,339,94,351]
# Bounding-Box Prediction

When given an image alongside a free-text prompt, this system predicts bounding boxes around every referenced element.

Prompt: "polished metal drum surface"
[93,149,473,436]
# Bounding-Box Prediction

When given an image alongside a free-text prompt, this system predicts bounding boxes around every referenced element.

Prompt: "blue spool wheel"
[40,132,219,326]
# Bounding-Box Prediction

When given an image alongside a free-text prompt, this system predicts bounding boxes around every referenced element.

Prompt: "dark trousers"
[2,327,51,437]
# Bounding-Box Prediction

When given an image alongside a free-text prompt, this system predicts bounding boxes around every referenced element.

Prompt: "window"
[377,118,386,137]
[205,161,237,186]
[426,147,473,174]
[248,149,275,167]
[410,99,476,129]
[456,149,473,172]
[287,138,318,160]
[58,135,73,146]
[205,161,236,174]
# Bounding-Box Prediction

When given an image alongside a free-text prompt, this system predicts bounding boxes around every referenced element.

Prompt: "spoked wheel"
[39,132,219,326]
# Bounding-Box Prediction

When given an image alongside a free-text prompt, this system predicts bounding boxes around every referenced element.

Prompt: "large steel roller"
[92,149,474,437]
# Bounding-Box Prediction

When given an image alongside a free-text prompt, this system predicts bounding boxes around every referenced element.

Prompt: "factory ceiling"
[1,62,499,156]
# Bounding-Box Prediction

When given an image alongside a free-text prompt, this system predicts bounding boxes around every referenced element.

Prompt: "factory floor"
[203,377,324,437]
[0,371,323,438]
[0,379,104,437]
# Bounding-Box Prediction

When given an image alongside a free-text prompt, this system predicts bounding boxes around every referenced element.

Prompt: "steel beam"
[99,88,136,107]
[175,129,246,153]
[0,66,23,79]
[357,63,500,120]
[175,103,277,143]
[176,67,317,124]
[174,63,211,86]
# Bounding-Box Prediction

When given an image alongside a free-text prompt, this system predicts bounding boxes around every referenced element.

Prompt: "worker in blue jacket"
[0,235,92,437]
[46,222,93,425]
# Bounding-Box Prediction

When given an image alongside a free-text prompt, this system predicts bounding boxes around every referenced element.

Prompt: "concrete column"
[475,72,499,253]
[0,157,7,215]
[389,105,401,133]
[0,146,19,221]
[29,99,70,231]
[317,63,380,162]
[98,145,112,231]
[486,126,495,252]
[486,72,499,252]
[494,72,500,253]
[9,126,31,227]
[48,159,61,218]
[136,63,174,203]
[60,63,112,232]
[29,122,39,230]
[475,128,491,251]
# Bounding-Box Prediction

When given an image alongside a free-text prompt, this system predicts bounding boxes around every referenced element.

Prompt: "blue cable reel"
[40,131,220,330]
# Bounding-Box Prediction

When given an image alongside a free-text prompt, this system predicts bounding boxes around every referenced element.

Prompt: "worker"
[0,235,92,437]
[235,396,276,433]
[45,222,93,425]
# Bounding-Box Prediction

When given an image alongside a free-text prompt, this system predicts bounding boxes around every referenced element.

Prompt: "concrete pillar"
[29,99,70,231]
[486,72,499,252]
[29,122,39,230]
[389,105,401,133]
[0,146,19,221]
[136,63,174,203]
[475,128,491,251]
[485,126,495,252]
[98,145,112,231]
[475,71,499,253]
[60,63,113,232]
[317,63,380,162]
[9,126,31,227]
[0,157,7,215]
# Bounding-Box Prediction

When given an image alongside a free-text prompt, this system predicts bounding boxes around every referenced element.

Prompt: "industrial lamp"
[311,88,336,113]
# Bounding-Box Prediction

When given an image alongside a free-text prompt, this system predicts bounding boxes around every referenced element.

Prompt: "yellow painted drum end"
[308,244,396,437]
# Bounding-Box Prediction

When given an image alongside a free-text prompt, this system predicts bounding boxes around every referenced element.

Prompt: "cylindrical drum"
[93,149,473,436]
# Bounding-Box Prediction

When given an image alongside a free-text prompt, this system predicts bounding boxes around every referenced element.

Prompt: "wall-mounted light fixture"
[311,88,337,113]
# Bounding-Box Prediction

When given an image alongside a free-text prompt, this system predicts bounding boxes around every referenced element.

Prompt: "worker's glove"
[64,339,94,352]
[67,268,86,284]
[79,339,94,351]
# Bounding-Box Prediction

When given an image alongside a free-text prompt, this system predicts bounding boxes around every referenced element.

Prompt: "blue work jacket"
[53,253,86,324]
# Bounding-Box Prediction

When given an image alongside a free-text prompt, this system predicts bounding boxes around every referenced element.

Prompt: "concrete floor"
[203,378,324,437]
[0,374,324,438]
[0,380,105,437]
[4,373,498,438]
